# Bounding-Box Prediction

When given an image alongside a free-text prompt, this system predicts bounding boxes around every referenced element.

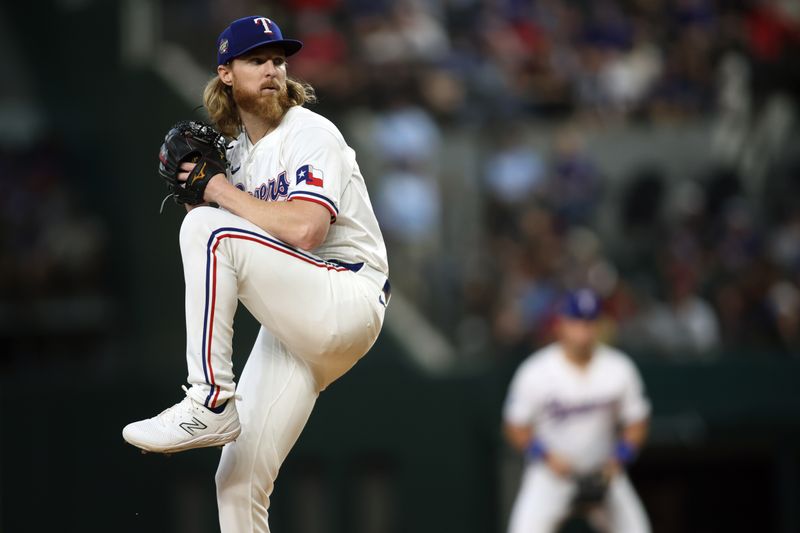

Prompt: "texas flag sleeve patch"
[289,163,337,222]
[296,164,324,187]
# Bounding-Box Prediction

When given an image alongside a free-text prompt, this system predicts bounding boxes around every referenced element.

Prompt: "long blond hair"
[203,76,317,138]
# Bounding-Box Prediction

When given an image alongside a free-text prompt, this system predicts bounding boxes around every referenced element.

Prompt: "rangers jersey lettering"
[504,343,650,474]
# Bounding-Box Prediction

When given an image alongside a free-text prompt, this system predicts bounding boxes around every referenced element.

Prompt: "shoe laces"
[154,386,242,423]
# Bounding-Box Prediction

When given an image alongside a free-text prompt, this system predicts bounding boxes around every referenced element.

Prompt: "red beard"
[233,82,292,126]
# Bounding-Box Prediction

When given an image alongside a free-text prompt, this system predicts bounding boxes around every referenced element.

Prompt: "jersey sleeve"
[503,363,542,427]
[285,126,345,223]
[619,360,651,425]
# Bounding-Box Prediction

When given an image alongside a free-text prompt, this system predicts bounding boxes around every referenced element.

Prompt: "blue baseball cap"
[560,289,602,321]
[217,16,303,66]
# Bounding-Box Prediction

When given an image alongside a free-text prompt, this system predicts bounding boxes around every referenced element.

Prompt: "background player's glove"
[571,472,610,508]
[158,121,228,206]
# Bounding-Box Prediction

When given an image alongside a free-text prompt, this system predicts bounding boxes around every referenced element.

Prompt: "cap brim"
[233,39,303,60]
[279,40,303,56]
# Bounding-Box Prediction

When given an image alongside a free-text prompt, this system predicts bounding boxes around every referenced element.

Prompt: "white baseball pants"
[178,206,387,532]
[508,464,651,533]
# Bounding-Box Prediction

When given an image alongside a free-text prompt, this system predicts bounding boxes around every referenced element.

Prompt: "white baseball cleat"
[123,386,241,454]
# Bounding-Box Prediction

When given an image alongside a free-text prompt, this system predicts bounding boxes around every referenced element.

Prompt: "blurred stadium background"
[2,0,799,531]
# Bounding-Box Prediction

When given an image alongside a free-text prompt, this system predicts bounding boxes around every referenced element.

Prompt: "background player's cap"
[560,289,602,321]
[217,16,303,66]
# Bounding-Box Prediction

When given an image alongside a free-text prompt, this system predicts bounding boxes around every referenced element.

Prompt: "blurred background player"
[503,289,651,533]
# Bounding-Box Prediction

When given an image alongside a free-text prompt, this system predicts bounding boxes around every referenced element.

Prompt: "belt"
[328,259,391,306]
[328,259,365,272]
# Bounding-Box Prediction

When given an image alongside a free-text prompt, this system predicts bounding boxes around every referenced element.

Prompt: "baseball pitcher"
[503,289,651,533]
[122,16,390,532]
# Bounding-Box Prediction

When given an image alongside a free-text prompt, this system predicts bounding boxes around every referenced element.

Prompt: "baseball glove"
[571,472,610,508]
[158,121,228,206]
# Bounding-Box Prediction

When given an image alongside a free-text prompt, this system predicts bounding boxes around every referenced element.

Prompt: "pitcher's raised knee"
[179,206,226,248]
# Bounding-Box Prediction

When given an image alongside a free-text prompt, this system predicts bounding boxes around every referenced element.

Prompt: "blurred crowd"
[161,0,800,360]
[174,0,800,121]
[474,151,800,360]
[4,0,794,364]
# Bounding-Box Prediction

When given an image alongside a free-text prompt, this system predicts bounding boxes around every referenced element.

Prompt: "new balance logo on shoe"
[179,417,209,435]
[122,386,241,453]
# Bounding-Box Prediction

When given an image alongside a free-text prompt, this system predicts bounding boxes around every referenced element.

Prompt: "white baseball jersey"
[504,343,650,474]
[226,105,388,275]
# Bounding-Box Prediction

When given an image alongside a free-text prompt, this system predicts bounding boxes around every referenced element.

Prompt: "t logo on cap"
[216,16,303,66]
[253,17,274,34]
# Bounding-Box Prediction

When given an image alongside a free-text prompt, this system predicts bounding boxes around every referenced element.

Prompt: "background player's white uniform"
[179,105,389,532]
[503,343,651,533]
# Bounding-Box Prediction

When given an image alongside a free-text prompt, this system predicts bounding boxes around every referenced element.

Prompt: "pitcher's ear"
[218,64,234,86]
